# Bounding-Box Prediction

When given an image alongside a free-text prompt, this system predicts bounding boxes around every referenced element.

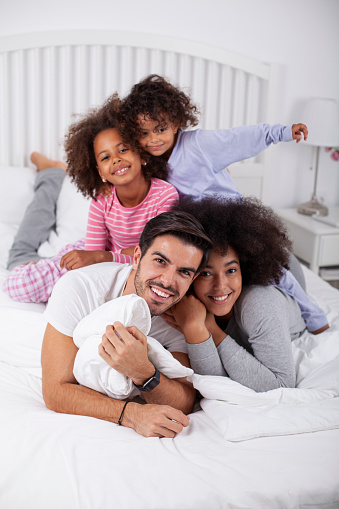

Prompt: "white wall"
[2,0,339,209]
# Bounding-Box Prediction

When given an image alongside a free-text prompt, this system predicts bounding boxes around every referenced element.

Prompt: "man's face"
[133,235,203,316]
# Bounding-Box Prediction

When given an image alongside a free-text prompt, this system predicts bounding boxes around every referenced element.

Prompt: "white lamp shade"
[301,97,339,147]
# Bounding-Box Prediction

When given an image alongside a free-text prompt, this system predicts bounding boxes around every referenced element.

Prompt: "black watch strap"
[133,367,160,392]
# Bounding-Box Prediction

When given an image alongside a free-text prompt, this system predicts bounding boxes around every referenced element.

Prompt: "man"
[41,210,211,438]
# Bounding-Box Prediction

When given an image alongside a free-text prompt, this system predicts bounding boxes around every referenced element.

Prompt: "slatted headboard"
[0,30,278,202]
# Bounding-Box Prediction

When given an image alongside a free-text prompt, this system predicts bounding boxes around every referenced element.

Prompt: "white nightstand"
[277,207,339,275]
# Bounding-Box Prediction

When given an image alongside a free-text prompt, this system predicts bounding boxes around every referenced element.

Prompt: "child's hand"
[60,249,113,270]
[121,246,136,257]
[292,123,308,143]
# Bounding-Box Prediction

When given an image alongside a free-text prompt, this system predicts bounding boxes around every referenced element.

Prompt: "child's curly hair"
[119,74,200,149]
[175,196,292,287]
[64,93,168,199]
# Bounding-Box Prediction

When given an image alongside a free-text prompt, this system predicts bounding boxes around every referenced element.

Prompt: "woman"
[164,196,320,392]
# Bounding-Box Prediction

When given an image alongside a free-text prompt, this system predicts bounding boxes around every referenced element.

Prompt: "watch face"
[136,368,160,392]
[143,377,157,391]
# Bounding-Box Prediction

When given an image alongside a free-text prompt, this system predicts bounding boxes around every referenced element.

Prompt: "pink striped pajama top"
[85,178,179,263]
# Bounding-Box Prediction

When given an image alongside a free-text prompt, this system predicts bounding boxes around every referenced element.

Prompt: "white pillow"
[73,294,193,399]
[0,165,36,226]
[38,176,91,257]
[55,176,91,242]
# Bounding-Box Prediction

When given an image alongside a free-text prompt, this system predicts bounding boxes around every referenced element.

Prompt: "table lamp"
[297,97,339,216]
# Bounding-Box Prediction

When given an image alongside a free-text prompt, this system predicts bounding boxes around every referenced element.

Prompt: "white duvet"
[191,294,339,441]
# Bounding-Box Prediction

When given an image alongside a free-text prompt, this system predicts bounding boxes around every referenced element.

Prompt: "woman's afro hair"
[174,195,292,287]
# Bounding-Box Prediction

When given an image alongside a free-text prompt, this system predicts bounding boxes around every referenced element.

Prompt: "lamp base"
[297,197,329,216]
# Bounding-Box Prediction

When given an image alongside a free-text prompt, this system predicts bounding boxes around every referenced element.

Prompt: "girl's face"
[94,128,143,188]
[137,115,178,158]
[193,247,242,320]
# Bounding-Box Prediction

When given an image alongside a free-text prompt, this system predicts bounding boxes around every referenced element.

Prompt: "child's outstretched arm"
[292,123,308,143]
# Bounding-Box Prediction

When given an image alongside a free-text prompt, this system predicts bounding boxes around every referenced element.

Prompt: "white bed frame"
[0,29,279,202]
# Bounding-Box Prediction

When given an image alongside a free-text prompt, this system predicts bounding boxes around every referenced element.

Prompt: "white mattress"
[0,167,339,508]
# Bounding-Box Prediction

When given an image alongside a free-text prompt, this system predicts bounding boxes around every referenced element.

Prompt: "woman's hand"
[205,311,217,333]
[163,297,228,347]
[60,249,113,270]
[164,294,210,344]
[162,308,183,333]
[205,311,228,346]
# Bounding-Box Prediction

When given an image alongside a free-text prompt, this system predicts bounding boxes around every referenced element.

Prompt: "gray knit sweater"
[187,285,306,392]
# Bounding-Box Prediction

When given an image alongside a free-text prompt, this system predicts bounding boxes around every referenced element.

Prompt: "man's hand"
[99,322,155,385]
[42,324,194,432]
[60,249,113,270]
[123,402,190,438]
[292,123,308,143]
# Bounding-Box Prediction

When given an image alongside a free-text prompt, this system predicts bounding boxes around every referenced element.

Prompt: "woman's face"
[193,247,242,319]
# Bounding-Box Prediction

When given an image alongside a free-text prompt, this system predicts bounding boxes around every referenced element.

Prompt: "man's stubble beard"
[133,263,181,317]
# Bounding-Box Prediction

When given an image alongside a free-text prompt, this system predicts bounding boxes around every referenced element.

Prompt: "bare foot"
[30,152,67,172]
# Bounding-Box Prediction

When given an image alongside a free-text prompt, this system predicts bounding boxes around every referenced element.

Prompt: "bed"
[1,30,339,509]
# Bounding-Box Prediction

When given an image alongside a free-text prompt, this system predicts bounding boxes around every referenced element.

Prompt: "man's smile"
[149,282,177,302]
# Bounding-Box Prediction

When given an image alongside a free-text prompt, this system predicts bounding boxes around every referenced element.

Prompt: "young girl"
[118,74,328,334]
[4,95,178,303]
[120,74,309,200]
[164,196,309,392]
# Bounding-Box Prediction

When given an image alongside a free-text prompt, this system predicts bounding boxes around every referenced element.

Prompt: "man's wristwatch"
[133,367,160,392]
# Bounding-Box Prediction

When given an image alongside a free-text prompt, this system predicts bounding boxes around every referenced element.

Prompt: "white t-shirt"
[44,262,188,354]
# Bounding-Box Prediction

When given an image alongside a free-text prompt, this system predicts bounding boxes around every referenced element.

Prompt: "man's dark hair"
[139,210,212,274]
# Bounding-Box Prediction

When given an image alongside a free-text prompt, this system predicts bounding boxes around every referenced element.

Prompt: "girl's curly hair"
[64,93,168,199]
[119,74,200,150]
[175,196,292,287]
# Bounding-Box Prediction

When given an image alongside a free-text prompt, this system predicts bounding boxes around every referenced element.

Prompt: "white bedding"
[1,165,339,509]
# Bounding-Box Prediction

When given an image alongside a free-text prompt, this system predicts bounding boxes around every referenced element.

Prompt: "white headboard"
[0,30,278,202]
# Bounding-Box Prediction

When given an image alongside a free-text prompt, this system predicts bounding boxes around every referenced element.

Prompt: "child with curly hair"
[119,75,328,335]
[4,95,178,303]
[120,74,308,199]
[164,196,309,392]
